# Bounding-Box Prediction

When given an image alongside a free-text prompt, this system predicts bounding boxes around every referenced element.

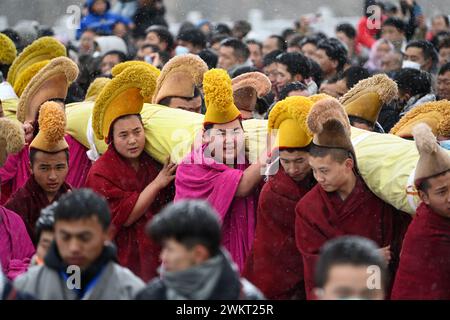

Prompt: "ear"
[193,245,210,264]
[344,157,354,171]
[418,190,430,205]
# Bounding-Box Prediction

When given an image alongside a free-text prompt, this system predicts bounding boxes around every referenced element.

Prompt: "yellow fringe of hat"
[84,77,111,102]
[203,68,241,125]
[231,72,271,98]
[268,96,314,150]
[112,60,161,78]
[13,60,50,98]
[413,123,450,185]
[93,64,158,140]
[390,100,450,138]
[0,117,25,166]
[7,36,66,88]
[307,97,354,152]
[0,33,17,65]
[153,54,208,104]
[17,57,79,123]
[340,74,398,124]
[30,101,68,152]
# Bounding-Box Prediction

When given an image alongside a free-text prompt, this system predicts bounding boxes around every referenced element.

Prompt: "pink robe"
[0,135,91,205]
[175,144,258,271]
[0,206,35,280]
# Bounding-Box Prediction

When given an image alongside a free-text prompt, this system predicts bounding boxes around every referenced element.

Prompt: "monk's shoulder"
[295,185,321,218]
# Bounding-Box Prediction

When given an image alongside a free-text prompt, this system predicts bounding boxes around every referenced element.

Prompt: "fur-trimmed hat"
[340,74,398,125]
[16,57,79,123]
[84,77,111,102]
[268,96,314,150]
[307,97,354,153]
[0,33,17,66]
[0,118,25,166]
[92,64,158,140]
[203,69,241,126]
[153,54,208,105]
[232,72,271,98]
[390,100,450,138]
[7,36,66,87]
[413,123,450,186]
[29,101,68,153]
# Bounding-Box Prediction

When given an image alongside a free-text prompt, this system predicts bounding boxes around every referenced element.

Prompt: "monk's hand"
[155,157,177,189]
[378,245,392,264]
[23,121,34,144]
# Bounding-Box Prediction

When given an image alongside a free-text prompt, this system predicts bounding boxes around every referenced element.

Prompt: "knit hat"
[84,77,111,102]
[92,64,158,141]
[153,54,208,105]
[307,97,354,153]
[340,74,398,125]
[268,96,314,150]
[0,33,17,66]
[203,69,241,126]
[29,101,68,153]
[413,123,450,186]
[0,118,25,166]
[16,57,79,123]
[7,36,66,87]
[390,100,450,138]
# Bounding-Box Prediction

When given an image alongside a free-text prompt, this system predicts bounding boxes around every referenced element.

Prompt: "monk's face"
[279,150,311,182]
[206,119,245,165]
[160,238,209,273]
[309,154,354,193]
[112,115,146,161]
[31,150,69,199]
[168,96,202,113]
[315,264,385,300]
[54,216,108,270]
[419,171,450,218]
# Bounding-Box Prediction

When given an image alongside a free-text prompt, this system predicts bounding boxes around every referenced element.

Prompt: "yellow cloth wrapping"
[5,99,430,215]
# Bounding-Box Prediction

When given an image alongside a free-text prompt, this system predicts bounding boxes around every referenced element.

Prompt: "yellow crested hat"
[29,101,68,153]
[84,77,111,102]
[203,68,241,126]
[340,74,398,124]
[7,36,66,88]
[13,60,50,98]
[0,117,25,166]
[92,64,158,140]
[17,57,79,123]
[268,96,314,150]
[153,54,208,105]
[0,33,17,66]
[390,100,450,138]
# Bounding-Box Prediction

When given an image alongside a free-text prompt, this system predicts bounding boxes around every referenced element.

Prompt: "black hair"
[317,38,348,72]
[214,23,232,36]
[140,43,160,52]
[278,81,308,101]
[268,34,288,52]
[29,148,69,167]
[102,50,127,63]
[406,40,439,69]
[439,62,450,76]
[432,31,450,49]
[364,0,380,18]
[53,189,111,230]
[417,169,450,193]
[282,28,297,40]
[220,38,250,61]
[210,34,228,48]
[394,68,432,97]
[246,39,262,50]
[275,52,311,79]
[300,34,327,49]
[287,35,304,49]
[146,25,175,51]
[348,115,375,129]
[262,49,283,67]
[336,23,357,40]
[307,58,324,87]
[309,144,351,164]
[231,66,259,78]
[177,28,207,50]
[198,49,218,69]
[159,87,202,106]
[340,66,371,89]
[315,236,388,289]
[35,202,57,244]
[232,20,252,38]
[434,14,450,27]
[383,17,406,34]
[147,200,222,257]
[438,36,450,51]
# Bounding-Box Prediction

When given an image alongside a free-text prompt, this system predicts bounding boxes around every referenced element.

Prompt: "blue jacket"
[76,0,131,39]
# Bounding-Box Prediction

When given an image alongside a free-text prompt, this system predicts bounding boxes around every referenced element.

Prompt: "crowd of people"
[0,0,450,300]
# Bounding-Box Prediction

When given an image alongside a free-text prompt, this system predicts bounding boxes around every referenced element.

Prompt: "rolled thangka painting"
[0,99,421,215]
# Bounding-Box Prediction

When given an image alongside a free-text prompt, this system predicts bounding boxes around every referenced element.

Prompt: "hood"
[86,0,111,14]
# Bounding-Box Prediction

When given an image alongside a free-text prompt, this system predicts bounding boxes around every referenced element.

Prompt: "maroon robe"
[391,203,450,299]
[243,168,315,300]
[295,177,411,299]
[5,175,71,240]
[85,145,173,282]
